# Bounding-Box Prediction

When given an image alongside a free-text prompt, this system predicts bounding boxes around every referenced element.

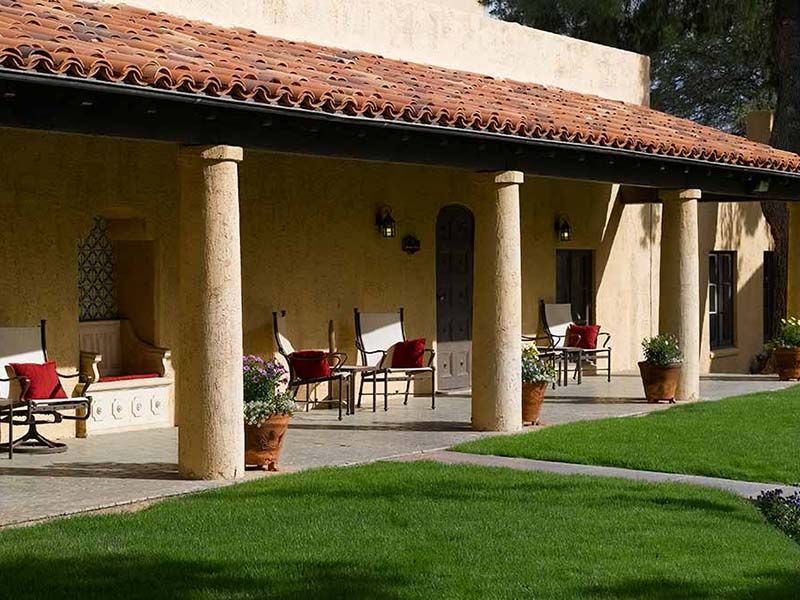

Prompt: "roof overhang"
[2,69,799,201]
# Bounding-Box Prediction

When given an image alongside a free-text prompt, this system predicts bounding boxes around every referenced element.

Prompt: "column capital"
[492,171,524,185]
[179,145,243,164]
[659,188,702,202]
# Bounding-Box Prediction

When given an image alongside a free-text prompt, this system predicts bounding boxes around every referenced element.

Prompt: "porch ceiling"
[1,0,800,200]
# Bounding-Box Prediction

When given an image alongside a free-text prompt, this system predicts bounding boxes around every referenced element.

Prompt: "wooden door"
[436,205,474,390]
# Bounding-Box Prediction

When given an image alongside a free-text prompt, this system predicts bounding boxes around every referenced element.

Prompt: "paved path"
[393,450,800,499]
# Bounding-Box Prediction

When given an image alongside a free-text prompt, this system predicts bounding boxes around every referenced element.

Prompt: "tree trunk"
[766,0,800,330]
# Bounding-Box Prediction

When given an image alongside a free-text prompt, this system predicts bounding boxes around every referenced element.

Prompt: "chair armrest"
[598,332,612,348]
[358,348,388,368]
[327,352,347,370]
[424,348,436,367]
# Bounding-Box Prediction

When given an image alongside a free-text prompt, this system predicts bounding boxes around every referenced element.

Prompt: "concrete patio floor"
[0,374,793,527]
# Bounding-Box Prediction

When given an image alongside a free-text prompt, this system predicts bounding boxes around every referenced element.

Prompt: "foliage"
[641,334,683,367]
[521,345,556,384]
[242,355,295,425]
[754,489,800,545]
[480,0,776,132]
[769,317,800,350]
[454,387,800,485]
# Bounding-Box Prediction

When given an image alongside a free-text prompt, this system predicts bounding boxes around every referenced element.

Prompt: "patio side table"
[336,365,380,413]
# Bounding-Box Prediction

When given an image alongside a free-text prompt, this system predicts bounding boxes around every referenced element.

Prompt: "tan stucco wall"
[0,126,776,442]
[97,0,650,105]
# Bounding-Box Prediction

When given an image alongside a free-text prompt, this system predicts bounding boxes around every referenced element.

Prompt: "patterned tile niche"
[78,217,118,322]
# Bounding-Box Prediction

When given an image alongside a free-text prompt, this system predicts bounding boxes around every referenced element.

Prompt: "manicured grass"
[454,386,800,485]
[1,461,799,599]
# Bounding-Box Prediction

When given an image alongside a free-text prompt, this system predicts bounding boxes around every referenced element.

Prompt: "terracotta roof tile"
[1,0,799,173]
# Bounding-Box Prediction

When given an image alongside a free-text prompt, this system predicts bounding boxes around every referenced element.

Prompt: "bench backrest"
[78,320,122,377]
[0,325,45,398]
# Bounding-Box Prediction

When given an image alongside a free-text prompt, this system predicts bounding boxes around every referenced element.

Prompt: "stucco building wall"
[97,0,650,105]
[0,127,777,442]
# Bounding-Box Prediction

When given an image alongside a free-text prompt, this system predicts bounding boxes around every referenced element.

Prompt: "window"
[556,250,594,324]
[764,251,777,342]
[709,251,735,349]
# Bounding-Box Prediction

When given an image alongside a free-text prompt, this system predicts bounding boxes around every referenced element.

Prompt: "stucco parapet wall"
[178,145,244,163]
[660,189,703,202]
[97,0,650,105]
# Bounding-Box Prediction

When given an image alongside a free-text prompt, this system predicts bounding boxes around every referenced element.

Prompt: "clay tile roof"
[2,0,799,173]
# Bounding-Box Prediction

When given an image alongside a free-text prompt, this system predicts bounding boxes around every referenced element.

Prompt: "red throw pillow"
[566,324,601,350]
[289,351,331,380]
[391,339,426,368]
[8,361,68,400]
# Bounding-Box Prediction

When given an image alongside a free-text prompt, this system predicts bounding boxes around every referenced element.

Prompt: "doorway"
[436,205,474,390]
[556,249,594,324]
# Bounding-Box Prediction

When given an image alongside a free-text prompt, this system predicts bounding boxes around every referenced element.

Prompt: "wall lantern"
[555,216,573,242]
[402,234,421,255]
[376,206,397,238]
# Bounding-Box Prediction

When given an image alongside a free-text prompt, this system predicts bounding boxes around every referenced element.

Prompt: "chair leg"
[338,377,343,421]
[607,351,612,382]
[431,369,436,410]
[372,374,377,413]
[403,375,412,405]
[358,374,365,409]
[384,371,389,412]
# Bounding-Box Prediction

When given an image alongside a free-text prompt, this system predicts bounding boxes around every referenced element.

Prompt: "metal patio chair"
[0,320,92,459]
[272,311,351,420]
[521,334,562,390]
[353,308,435,411]
[540,301,612,385]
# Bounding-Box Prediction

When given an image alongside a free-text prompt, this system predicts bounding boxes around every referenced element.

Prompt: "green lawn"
[1,461,798,599]
[454,386,800,485]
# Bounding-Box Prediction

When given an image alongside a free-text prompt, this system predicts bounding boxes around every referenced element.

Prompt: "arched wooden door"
[435,205,474,390]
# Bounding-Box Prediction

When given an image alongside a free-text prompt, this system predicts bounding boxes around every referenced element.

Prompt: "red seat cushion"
[8,361,67,400]
[98,373,161,383]
[290,351,331,380]
[391,338,426,368]
[567,324,601,349]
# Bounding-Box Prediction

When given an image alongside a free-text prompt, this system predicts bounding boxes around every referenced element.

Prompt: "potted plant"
[768,317,800,380]
[521,346,556,425]
[638,334,683,404]
[243,355,296,471]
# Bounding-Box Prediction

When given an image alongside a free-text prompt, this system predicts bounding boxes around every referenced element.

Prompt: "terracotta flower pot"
[638,361,681,404]
[522,381,548,425]
[774,348,800,381]
[244,414,291,471]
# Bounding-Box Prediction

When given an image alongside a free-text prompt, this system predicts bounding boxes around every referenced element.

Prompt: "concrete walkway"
[393,450,800,499]
[0,375,793,527]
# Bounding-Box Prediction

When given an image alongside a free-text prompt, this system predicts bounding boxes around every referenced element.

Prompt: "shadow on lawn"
[583,571,800,599]
[0,555,411,600]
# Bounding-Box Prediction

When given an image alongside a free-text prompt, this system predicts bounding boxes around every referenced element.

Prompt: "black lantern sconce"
[555,215,573,243]
[402,234,421,255]
[376,206,397,238]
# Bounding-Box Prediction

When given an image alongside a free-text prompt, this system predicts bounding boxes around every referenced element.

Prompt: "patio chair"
[521,334,561,390]
[273,311,351,420]
[353,308,435,411]
[0,320,92,459]
[540,301,612,385]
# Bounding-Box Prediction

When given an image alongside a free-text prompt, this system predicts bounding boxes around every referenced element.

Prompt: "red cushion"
[391,338,426,368]
[99,373,161,383]
[8,361,67,400]
[567,324,601,349]
[290,351,331,380]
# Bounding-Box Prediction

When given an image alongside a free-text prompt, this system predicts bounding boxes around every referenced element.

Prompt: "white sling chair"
[354,308,435,411]
[541,302,612,385]
[0,320,91,458]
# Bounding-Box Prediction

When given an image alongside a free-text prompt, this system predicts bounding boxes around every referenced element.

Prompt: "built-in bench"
[78,320,174,435]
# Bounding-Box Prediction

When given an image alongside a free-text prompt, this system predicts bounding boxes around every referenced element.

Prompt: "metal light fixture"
[555,216,572,242]
[402,234,421,255]
[376,206,397,238]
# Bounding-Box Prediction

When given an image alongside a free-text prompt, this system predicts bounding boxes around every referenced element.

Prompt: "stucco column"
[177,145,245,480]
[659,189,701,402]
[471,171,523,431]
